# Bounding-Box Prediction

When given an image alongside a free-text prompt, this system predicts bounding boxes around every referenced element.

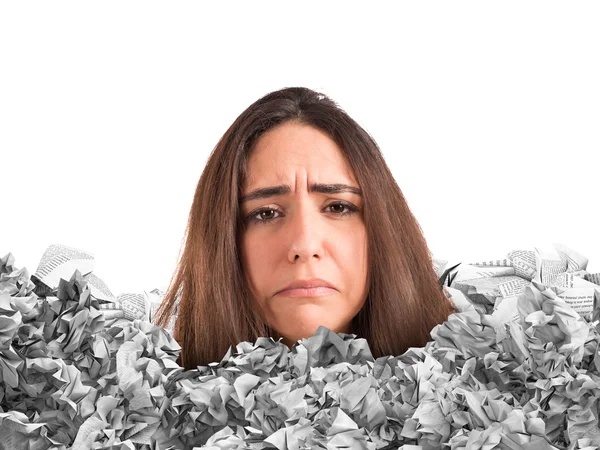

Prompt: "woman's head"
[154,86,456,369]
[239,121,369,348]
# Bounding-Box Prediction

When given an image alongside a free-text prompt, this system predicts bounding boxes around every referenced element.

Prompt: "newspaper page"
[553,242,589,272]
[507,249,537,281]
[445,243,600,327]
[535,247,567,286]
[554,275,600,320]
[468,258,512,267]
[33,244,117,303]
[452,275,528,315]
[31,244,172,329]
[585,272,600,285]
[452,265,516,283]
[559,288,597,320]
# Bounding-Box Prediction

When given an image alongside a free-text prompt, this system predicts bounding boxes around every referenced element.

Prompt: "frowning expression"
[238,121,369,348]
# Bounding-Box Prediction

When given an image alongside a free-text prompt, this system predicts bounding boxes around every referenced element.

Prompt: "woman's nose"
[286,201,326,261]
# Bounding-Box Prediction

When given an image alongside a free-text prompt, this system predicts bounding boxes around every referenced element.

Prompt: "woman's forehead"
[249,123,344,164]
[244,126,357,188]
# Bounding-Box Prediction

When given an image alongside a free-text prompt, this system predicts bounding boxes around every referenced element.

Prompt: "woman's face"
[239,121,369,349]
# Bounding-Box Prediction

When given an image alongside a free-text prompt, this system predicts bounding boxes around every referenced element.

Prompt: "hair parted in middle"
[153,86,456,370]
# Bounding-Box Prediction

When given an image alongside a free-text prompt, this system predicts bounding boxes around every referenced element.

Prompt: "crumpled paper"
[1,244,600,450]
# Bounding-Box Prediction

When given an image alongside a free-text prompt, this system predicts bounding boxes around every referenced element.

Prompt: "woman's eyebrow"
[240,183,362,204]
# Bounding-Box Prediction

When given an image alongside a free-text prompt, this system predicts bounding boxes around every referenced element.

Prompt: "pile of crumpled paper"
[1,243,600,450]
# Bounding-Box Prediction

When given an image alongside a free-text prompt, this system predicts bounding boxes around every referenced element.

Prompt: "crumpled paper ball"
[2,244,600,449]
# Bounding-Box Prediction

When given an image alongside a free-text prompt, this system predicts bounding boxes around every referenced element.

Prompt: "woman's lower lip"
[276,287,337,297]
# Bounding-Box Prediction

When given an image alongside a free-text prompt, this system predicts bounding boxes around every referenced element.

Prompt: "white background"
[1,2,599,295]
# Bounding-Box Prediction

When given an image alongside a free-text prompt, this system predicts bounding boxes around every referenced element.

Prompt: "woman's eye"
[247,201,359,225]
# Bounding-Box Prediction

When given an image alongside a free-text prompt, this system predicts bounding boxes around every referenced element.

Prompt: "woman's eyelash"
[247,201,359,225]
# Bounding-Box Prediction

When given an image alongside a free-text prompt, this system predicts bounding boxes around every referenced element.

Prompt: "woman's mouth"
[275,287,337,297]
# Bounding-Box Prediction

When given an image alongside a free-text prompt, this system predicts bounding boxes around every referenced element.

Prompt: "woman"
[154,87,456,369]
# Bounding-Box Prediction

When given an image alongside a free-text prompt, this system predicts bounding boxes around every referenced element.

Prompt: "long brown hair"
[153,87,456,369]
